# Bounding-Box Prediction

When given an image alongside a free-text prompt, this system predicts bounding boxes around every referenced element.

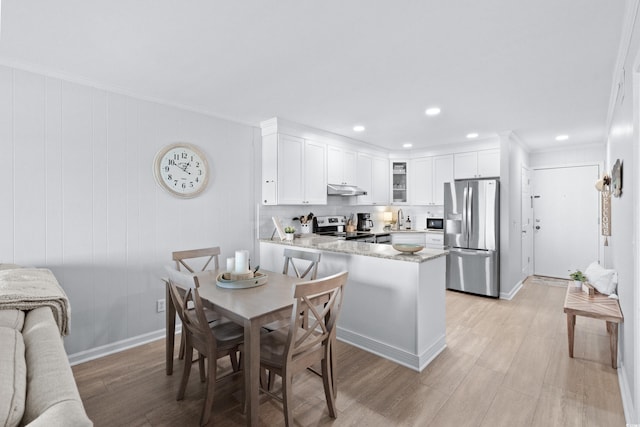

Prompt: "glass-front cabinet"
[391,161,408,204]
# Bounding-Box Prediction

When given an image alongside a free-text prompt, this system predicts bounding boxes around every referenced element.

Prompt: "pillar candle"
[235,250,249,273]
[226,257,235,272]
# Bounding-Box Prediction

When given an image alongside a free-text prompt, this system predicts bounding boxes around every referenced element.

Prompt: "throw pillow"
[584,262,617,295]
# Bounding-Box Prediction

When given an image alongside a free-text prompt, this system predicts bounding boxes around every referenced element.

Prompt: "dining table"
[165,268,307,427]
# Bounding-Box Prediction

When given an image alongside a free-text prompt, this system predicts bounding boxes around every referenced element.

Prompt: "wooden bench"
[563,285,623,368]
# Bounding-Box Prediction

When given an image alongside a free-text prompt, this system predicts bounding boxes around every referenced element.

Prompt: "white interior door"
[521,166,533,278]
[533,165,599,278]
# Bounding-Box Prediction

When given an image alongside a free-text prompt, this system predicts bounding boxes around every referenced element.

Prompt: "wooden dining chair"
[258,271,348,427]
[173,246,221,273]
[170,247,223,360]
[262,249,322,335]
[167,279,244,426]
[282,248,321,280]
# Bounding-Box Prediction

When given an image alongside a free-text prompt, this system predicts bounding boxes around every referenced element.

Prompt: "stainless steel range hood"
[327,184,367,196]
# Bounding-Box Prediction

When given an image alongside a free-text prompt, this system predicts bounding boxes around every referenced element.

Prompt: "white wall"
[498,133,530,298]
[529,144,605,168]
[0,65,259,357]
[603,0,640,421]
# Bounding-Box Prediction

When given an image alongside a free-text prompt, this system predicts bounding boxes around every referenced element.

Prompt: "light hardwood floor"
[72,276,626,426]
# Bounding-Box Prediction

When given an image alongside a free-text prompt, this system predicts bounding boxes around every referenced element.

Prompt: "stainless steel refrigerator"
[444,179,500,297]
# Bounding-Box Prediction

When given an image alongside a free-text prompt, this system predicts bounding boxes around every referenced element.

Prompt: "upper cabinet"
[262,133,327,205]
[454,149,500,179]
[411,157,433,205]
[391,161,409,204]
[327,146,357,185]
[357,154,389,205]
[411,154,453,205]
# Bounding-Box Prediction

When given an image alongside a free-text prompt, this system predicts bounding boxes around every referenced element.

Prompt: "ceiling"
[0,1,626,152]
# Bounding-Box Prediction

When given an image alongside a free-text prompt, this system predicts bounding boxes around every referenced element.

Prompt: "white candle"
[235,250,249,273]
[226,257,235,272]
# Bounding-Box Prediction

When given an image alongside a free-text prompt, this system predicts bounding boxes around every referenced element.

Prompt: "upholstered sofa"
[0,265,92,426]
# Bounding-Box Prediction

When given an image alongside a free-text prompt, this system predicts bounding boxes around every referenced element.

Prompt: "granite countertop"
[260,234,448,263]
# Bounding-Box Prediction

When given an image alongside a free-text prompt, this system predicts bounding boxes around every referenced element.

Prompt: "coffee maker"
[357,213,373,231]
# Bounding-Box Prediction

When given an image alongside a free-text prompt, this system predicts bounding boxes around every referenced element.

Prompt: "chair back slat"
[285,271,347,361]
[165,265,198,290]
[173,247,221,273]
[282,248,321,280]
[167,279,216,349]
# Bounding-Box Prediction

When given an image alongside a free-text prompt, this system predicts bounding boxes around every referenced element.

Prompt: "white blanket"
[0,268,70,335]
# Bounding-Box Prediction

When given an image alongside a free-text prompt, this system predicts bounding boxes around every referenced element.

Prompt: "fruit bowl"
[392,244,424,253]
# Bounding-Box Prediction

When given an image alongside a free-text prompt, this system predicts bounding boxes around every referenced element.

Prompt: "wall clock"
[153,143,209,198]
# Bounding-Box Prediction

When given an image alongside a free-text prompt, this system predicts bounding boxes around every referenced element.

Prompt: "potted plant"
[569,270,587,288]
[284,226,296,241]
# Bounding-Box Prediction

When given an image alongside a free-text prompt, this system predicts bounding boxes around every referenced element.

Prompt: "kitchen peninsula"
[259,236,448,371]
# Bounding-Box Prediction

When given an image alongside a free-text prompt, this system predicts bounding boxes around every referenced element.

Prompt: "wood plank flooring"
[72,276,626,426]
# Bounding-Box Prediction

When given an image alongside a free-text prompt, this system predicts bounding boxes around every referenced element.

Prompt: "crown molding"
[0,56,258,129]
[605,0,640,131]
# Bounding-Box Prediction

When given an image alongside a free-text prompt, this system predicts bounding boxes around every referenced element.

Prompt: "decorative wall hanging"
[595,173,611,246]
[611,159,623,197]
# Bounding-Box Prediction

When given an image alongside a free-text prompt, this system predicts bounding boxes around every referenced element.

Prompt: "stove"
[313,215,376,243]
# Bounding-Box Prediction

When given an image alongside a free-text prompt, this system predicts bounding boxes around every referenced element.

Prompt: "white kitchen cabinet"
[356,154,389,205]
[261,133,278,205]
[391,161,409,204]
[477,149,500,177]
[302,139,327,204]
[432,154,454,204]
[371,156,389,205]
[411,157,433,205]
[411,154,453,205]
[262,133,327,205]
[454,149,500,179]
[327,146,357,185]
[425,232,444,249]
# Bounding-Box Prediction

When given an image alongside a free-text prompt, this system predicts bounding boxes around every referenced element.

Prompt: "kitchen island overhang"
[259,236,448,372]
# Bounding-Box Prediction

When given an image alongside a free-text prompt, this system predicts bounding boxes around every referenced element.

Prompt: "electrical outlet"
[156,299,166,313]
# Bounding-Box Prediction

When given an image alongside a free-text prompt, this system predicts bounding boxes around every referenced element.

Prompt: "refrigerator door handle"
[468,185,473,238]
[462,185,468,240]
[449,247,492,256]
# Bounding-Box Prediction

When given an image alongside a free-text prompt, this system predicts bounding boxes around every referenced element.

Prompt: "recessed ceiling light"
[402,143,413,148]
[353,125,365,132]
[555,134,569,141]
[425,107,441,116]
[466,133,479,139]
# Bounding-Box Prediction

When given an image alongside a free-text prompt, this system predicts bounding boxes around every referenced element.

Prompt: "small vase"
[285,233,294,241]
[574,280,582,288]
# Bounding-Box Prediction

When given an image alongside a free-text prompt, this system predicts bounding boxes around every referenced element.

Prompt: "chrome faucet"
[397,209,404,230]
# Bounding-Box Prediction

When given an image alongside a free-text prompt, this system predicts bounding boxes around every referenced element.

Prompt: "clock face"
[153,143,209,198]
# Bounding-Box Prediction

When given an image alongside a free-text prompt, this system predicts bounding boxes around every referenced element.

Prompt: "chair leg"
[198,353,206,383]
[177,338,193,401]
[321,355,337,418]
[281,370,294,427]
[229,348,239,372]
[178,332,186,360]
[200,352,217,426]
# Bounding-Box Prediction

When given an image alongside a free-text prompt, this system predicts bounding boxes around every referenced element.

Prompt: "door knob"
[535,226,541,230]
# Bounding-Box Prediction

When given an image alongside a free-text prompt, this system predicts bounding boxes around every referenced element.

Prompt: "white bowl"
[392,244,424,253]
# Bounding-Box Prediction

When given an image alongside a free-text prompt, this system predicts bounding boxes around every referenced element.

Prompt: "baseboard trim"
[618,361,636,424]
[500,280,523,300]
[337,326,446,372]
[67,326,181,366]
